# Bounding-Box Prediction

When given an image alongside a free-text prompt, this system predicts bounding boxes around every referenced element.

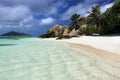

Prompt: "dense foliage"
[101,0,120,34]
[69,13,81,30]
[88,5,101,28]
[69,0,120,35]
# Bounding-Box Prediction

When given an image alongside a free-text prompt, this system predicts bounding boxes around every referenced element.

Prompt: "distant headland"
[0,31,31,37]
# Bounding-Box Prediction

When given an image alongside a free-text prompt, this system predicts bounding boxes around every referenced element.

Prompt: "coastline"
[42,36,120,66]
[68,43,120,66]
[59,36,120,55]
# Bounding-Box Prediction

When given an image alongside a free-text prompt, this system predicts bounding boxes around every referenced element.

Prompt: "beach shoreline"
[60,36,120,55]
[42,36,120,66]
[68,43,120,66]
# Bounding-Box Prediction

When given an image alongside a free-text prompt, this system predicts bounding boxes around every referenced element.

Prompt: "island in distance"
[1,31,31,36]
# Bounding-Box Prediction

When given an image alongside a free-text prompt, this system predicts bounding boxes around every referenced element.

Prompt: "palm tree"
[70,13,80,30]
[88,5,101,29]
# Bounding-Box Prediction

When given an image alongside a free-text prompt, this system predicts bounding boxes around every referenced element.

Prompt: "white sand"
[59,36,120,55]
[41,36,120,55]
[41,36,120,77]
[42,36,120,55]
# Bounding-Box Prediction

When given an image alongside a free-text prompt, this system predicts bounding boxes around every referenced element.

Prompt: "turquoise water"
[0,37,120,80]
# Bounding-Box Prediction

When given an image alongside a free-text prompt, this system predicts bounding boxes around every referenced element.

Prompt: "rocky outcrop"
[68,29,80,37]
[79,17,88,25]
[81,24,87,29]
[39,25,69,38]
[1,31,31,36]
[63,27,68,36]
[56,28,80,40]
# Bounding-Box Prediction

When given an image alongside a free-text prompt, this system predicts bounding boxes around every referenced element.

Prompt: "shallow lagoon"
[0,37,120,80]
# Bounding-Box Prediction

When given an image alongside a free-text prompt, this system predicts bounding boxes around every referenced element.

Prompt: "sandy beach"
[43,36,120,66]
[60,36,120,55]
[41,36,120,79]
[61,36,120,66]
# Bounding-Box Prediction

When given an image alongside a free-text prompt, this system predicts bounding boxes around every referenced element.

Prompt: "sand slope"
[60,36,120,55]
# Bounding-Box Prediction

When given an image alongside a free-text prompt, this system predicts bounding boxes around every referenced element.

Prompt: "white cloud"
[85,0,102,3]
[61,1,115,20]
[0,15,36,29]
[61,3,96,20]
[0,5,36,29]
[84,0,111,4]
[0,5,31,21]
[40,17,55,25]
[100,2,114,13]
[0,0,65,16]
[0,0,64,30]
[0,25,1,29]
[19,16,33,26]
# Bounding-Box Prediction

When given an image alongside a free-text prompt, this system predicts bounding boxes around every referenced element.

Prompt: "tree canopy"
[69,0,120,35]
[69,13,81,30]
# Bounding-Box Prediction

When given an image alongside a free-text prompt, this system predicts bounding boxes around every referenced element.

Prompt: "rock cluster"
[39,24,86,38]
[39,25,68,38]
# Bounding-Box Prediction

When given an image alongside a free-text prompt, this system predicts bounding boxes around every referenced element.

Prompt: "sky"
[0,0,115,36]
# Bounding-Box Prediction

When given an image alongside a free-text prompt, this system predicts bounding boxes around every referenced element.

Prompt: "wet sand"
[68,43,120,67]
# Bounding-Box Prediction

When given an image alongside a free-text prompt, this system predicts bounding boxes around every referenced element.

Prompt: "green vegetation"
[101,0,120,34]
[69,0,120,35]
[69,13,81,30]
[88,5,101,28]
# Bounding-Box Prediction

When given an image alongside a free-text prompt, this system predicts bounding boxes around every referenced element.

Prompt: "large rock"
[39,24,68,38]
[62,27,68,36]
[48,25,61,37]
[56,27,79,40]
[79,17,88,24]
[81,24,87,29]
[68,29,80,36]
